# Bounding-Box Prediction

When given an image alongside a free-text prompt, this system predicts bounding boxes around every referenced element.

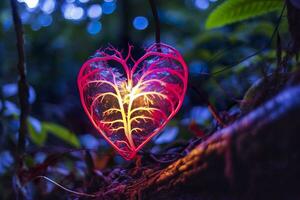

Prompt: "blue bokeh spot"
[133,16,149,30]
[102,2,116,14]
[87,21,102,35]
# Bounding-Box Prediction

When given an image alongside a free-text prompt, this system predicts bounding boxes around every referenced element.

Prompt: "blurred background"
[0,0,289,198]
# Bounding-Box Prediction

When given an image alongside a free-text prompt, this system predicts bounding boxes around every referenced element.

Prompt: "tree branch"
[125,87,300,199]
[10,0,30,156]
[148,0,161,44]
[101,86,300,200]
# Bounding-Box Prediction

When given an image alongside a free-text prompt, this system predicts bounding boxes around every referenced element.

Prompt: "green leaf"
[28,118,47,146]
[205,0,283,29]
[42,122,81,148]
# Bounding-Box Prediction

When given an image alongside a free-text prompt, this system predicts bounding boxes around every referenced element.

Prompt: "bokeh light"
[38,14,53,27]
[189,60,208,75]
[102,1,116,15]
[133,16,149,30]
[87,4,102,19]
[40,0,56,14]
[62,3,84,20]
[87,20,102,35]
[13,0,119,31]
[31,20,41,31]
[194,0,209,10]
[18,0,39,9]
[1,10,12,31]
[20,12,30,24]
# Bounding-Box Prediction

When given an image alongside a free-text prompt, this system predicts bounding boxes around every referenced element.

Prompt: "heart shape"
[77,43,188,160]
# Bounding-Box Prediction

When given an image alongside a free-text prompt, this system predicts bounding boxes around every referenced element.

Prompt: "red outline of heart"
[78,43,188,160]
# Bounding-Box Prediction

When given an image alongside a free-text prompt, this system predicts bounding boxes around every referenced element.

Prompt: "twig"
[148,0,162,53]
[10,0,30,196]
[212,4,286,76]
[140,151,181,164]
[148,0,161,44]
[84,150,95,176]
[207,102,226,127]
[191,85,226,127]
[120,0,130,47]
[10,0,30,155]
[34,176,97,198]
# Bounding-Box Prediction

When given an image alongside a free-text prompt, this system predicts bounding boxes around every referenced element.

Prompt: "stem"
[207,102,226,127]
[34,176,96,198]
[84,150,95,177]
[148,0,162,52]
[148,0,161,44]
[212,4,286,76]
[119,0,130,47]
[10,0,30,155]
[191,85,226,127]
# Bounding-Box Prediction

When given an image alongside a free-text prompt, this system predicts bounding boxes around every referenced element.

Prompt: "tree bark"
[10,0,30,157]
[10,0,30,199]
[98,85,300,200]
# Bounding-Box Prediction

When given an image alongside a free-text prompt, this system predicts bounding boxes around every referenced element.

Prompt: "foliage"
[205,0,284,29]
[43,122,80,147]
[28,119,80,147]
[0,0,297,199]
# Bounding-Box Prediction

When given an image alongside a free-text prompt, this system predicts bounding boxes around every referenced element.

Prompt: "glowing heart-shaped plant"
[78,43,188,160]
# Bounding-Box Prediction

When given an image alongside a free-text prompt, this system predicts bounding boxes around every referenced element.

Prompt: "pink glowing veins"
[77,43,188,160]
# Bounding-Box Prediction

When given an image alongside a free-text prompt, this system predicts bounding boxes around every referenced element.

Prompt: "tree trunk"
[98,85,300,200]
